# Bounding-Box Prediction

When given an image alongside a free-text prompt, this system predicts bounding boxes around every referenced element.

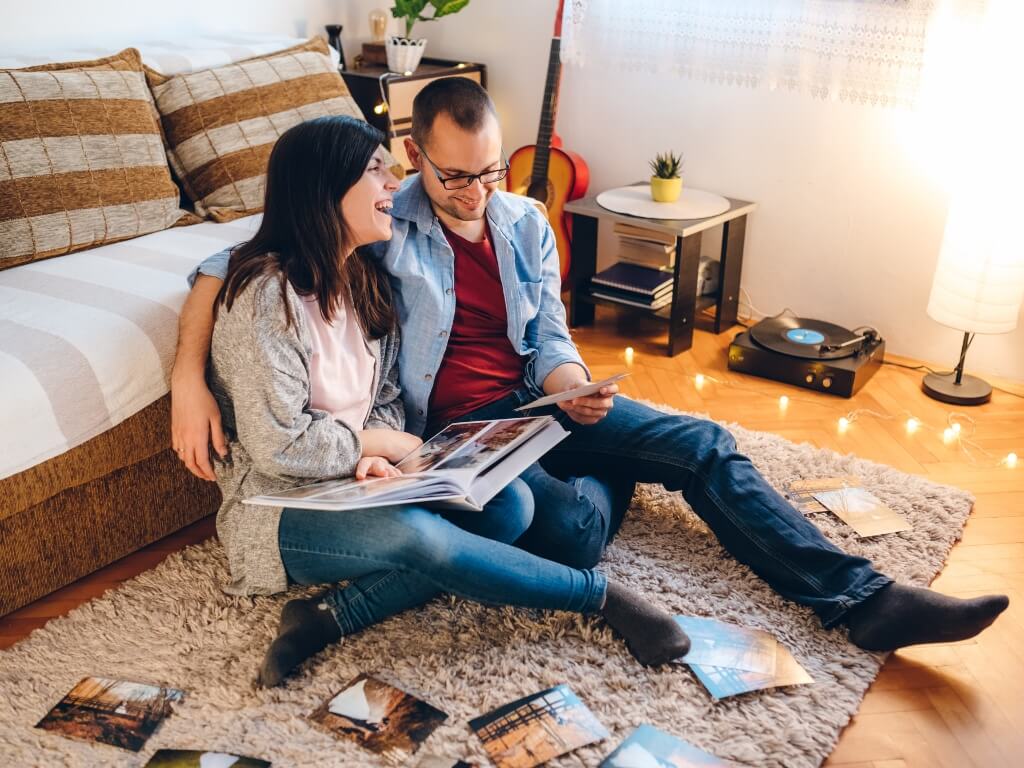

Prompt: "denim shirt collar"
[391,174,530,243]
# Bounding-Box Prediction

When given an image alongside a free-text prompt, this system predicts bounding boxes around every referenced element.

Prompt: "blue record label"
[785,328,826,345]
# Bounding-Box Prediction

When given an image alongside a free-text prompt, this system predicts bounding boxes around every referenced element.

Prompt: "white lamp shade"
[927,195,1024,334]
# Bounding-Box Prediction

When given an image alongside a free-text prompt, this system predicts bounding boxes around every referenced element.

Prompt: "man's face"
[405,111,504,222]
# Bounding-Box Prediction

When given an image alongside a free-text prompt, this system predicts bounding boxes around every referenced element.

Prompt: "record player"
[727,311,885,397]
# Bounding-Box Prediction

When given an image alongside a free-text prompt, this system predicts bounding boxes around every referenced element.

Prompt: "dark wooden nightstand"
[343,58,487,173]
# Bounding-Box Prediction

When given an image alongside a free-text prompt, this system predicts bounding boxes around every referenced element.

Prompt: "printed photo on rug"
[35,676,185,752]
[812,486,912,537]
[309,673,447,762]
[469,684,608,768]
[416,757,479,768]
[599,724,733,767]
[785,476,862,514]
[688,642,813,700]
[673,616,777,674]
[143,750,271,767]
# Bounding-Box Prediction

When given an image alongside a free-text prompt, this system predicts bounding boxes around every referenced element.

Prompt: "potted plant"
[387,0,471,74]
[649,151,684,203]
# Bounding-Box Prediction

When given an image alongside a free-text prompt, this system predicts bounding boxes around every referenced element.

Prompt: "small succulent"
[649,151,683,180]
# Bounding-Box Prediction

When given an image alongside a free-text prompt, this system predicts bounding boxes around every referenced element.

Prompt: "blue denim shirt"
[193,174,587,436]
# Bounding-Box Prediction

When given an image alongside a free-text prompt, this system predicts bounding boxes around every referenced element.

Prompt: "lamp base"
[922,371,992,405]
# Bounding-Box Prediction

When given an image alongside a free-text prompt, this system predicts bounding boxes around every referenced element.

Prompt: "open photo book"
[244,416,568,512]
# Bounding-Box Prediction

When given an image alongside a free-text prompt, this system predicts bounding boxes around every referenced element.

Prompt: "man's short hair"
[410,77,497,147]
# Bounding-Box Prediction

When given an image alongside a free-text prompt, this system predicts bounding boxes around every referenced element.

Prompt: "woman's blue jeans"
[278,479,606,635]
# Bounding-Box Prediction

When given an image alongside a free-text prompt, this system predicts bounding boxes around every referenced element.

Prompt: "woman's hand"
[358,429,423,464]
[355,456,402,480]
[171,373,229,481]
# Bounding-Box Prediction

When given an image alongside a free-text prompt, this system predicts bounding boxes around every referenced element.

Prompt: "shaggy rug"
[0,406,974,768]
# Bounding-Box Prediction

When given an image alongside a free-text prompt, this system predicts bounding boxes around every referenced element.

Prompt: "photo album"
[244,416,567,512]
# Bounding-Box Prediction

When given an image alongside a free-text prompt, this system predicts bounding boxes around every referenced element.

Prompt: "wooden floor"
[2,307,1022,767]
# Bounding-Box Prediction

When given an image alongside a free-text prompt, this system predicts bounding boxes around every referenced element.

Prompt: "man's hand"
[171,373,229,481]
[358,429,423,464]
[543,362,617,426]
[355,456,402,480]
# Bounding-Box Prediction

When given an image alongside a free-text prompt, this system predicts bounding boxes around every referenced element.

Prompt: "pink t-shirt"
[300,295,377,430]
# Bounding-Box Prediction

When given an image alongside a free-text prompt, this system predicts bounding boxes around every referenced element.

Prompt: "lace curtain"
[561,0,986,108]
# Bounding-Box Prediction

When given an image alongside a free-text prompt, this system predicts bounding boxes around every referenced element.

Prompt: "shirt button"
[417,409,424,415]
[438,330,447,337]
[445,288,452,295]
[425,374,433,381]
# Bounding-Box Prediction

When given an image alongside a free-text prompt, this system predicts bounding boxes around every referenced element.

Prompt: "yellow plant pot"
[650,176,682,203]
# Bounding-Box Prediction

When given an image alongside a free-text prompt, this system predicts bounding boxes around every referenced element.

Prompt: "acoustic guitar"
[508,0,589,283]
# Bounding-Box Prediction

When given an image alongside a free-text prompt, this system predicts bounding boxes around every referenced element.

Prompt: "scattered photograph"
[469,684,608,768]
[785,476,862,513]
[673,616,777,675]
[309,673,447,763]
[600,724,733,767]
[143,750,271,767]
[35,676,185,752]
[397,421,487,473]
[688,642,813,700]
[812,486,912,537]
[435,418,545,471]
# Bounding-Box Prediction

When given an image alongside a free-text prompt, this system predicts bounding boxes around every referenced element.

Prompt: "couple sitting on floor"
[170,78,1007,688]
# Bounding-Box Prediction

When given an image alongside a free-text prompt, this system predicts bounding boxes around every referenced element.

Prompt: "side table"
[564,192,757,356]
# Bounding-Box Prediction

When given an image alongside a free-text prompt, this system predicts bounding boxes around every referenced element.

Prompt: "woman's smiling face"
[340,147,402,249]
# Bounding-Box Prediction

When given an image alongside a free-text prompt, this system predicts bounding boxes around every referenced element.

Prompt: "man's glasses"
[417,144,509,190]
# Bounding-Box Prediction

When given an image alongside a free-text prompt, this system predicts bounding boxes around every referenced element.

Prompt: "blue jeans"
[278,479,606,635]
[452,391,893,628]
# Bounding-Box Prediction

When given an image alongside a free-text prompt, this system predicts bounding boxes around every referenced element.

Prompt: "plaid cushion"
[0,48,193,270]
[147,37,397,222]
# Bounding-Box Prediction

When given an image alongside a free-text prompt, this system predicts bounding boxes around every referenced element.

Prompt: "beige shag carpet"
[0,407,973,767]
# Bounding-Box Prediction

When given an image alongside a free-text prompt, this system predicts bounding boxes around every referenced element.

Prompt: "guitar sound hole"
[524,177,554,207]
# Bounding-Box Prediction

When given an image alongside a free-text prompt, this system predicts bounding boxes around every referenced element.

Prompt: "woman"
[207,115,689,687]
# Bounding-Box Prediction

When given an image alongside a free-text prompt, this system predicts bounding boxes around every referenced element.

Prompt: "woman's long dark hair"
[219,115,395,338]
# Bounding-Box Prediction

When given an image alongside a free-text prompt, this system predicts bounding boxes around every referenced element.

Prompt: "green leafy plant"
[649,151,683,179]
[391,0,471,39]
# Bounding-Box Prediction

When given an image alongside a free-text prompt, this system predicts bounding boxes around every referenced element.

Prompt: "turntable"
[727,311,885,397]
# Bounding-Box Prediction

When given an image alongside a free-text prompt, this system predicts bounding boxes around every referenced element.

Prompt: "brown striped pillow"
[0,48,195,270]
[147,37,398,222]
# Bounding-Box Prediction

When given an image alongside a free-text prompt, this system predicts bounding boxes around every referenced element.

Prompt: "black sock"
[600,580,691,666]
[845,582,1008,652]
[257,596,343,688]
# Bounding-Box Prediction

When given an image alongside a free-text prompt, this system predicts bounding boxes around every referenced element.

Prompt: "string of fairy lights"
[621,347,1018,469]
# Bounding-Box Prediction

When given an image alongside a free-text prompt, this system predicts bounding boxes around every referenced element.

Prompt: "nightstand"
[343,58,487,174]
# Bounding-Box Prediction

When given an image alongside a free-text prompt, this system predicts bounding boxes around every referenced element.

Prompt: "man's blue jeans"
[277,479,607,635]
[453,392,892,628]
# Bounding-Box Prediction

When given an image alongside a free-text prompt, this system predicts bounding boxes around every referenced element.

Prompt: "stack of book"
[614,222,676,270]
[589,262,674,310]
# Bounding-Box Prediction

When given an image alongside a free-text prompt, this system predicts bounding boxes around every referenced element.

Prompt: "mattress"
[0,215,261,480]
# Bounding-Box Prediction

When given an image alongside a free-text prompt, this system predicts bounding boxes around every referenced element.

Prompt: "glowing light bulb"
[778,395,789,410]
[695,373,705,390]
[624,346,634,365]
[952,422,962,434]
[373,102,388,115]
[906,418,919,434]
[838,417,850,434]
[1007,452,1018,468]
[943,427,955,444]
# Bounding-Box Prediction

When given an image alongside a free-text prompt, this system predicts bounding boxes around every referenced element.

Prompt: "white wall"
[4,0,1022,381]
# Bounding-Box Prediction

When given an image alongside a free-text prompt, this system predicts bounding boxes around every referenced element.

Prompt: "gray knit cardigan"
[208,273,404,595]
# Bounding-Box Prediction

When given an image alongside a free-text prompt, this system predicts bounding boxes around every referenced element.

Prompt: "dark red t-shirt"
[428,223,525,427]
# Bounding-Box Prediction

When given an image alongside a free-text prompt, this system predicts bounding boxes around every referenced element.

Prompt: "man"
[173,78,1007,653]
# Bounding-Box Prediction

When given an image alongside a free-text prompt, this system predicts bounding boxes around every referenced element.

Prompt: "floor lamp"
[924,196,1024,405]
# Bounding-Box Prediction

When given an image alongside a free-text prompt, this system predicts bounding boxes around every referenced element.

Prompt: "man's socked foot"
[846,583,1008,652]
[600,580,691,666]
[257,595,343,688]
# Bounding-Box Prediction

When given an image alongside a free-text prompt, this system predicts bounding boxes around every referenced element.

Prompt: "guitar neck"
[531,36,562,183]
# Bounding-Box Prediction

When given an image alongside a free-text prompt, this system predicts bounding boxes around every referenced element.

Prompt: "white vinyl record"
[596,185,731,220]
